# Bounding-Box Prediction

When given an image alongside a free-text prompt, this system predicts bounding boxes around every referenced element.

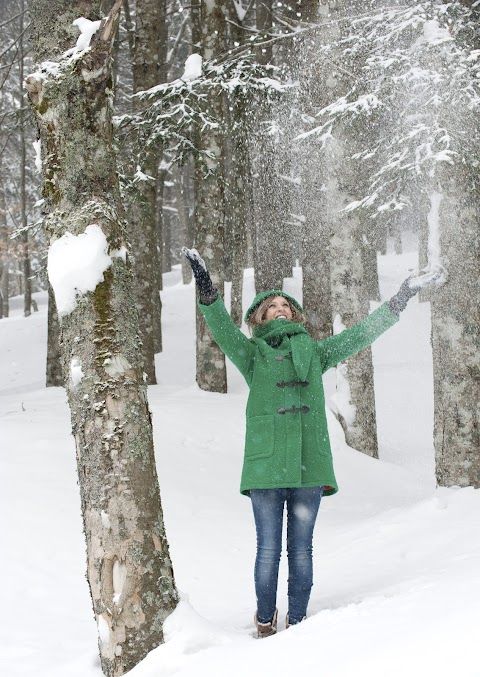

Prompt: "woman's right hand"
[181,247,218,304]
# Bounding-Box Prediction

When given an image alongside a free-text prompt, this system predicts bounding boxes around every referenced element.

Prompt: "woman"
[181,246,429,638]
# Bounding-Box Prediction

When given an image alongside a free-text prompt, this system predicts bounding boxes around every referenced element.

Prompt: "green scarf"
[252,320,313,381]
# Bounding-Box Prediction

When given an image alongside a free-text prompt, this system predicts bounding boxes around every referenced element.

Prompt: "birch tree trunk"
[194,0,227,392]
[27,2,178,674]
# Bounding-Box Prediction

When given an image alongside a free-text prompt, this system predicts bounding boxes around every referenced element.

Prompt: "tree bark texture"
[301,177,333,341]
[0,268,8,318]
[256,0,273,65]
[0,168,10,318]
[251,0,295,293]
[251,97,291,293]
[46,283,63,386]
[304,3,379,456]
[18,1,32,318]
[194,0,227,393]
[432,166,480,488]
[176,164,194,285]
[326,127,379,458]
[224,97,251,327]
[27,2,178,674]
[223,4,253,326]
[128,0,168,381]
[191,0,201,51]
[295,21,333,340]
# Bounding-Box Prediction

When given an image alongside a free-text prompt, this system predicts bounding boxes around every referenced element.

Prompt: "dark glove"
[388,277,420,315]
[389,269,443,315]
[181,247,218,305]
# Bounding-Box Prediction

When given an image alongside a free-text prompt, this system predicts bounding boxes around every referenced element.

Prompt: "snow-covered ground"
[1,251,479,677]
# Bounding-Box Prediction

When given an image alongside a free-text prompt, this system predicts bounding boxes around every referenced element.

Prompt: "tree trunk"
[251,0,292,293]
[161,170,172,273]
[194,0,227,393]
[152,1,168,354]
[191,0,201,51]
[430,167,480,488]
[255,0,272,65]
[27,3,178,674]
[18,0,32,317]
[176,164,193,285]
[307,3,380,456]
[225,98,250,327]
[361,224,381,302]
[128,0,168,382]
[0,164,10,319]
[251,106,289,293]
[298,151,331,341]
[1,268,9,318]
[223,93,250,327]
[222,4,253,326]
[327,127,380,457]
[46,283,63,386]
[0,268,7,319]
[301,187,332,341]
[296,20,333,340]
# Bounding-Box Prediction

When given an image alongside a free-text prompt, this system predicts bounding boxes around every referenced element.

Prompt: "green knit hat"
[244,290,303,323]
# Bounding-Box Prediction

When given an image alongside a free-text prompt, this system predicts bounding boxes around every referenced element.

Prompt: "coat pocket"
[245,415,275,461]
[312,411,331,456]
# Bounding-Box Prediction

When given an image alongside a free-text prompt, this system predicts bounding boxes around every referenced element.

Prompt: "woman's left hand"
[389,269,443,315]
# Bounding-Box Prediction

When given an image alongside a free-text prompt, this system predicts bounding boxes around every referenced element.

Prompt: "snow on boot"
[254,609,278,638]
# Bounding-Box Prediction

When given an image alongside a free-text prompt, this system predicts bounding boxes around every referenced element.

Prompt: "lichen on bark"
[27,2,178,675]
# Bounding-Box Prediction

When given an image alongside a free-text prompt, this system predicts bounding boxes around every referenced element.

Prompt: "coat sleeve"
[317,302,399,372]
[197,295,256,383]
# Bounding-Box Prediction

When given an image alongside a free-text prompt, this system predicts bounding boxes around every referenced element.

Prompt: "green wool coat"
[199,296,399,496]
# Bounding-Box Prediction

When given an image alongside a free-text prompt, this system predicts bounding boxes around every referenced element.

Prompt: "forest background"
[0,0,479,676]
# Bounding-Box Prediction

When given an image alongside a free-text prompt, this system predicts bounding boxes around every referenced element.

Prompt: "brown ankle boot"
[254,608,278,638]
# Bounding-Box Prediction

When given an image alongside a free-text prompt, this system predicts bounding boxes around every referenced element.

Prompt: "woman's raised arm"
[182,247,256,383]
[318,271,441,372]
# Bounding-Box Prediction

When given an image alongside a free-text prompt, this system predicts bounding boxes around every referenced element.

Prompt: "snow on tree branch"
[116,55,287,169]
[296,1,480,215]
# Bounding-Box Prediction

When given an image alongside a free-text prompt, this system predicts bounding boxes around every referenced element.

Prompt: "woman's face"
[264,296,293,322]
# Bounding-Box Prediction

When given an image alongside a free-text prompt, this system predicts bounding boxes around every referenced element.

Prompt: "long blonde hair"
[247,296,306,331]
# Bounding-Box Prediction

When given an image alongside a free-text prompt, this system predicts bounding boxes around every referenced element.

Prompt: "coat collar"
[252,320,313,381]
[252,318,307,343]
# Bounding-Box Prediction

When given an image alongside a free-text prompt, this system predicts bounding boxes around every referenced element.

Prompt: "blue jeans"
[250,486,323,625]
